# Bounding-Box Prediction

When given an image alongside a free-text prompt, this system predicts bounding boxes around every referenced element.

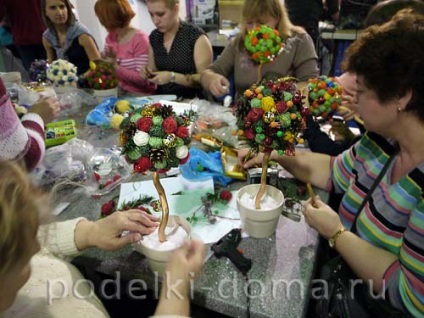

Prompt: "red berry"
[93,172,101,181]
[104,180,114,188]
[220,190,233,202]
[113,175,122,182]
[101,200,116,216]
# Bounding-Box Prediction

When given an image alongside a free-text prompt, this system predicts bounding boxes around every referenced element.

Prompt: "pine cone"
[150,148,166,163]
[157,104,174,118]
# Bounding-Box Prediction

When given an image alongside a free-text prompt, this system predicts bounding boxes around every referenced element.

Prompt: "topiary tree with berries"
[119,103,191,242]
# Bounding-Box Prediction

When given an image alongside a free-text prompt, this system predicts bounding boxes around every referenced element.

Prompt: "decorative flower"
[29,59,49,82]
[234,77,308,156]
[46,59,78,87]
[86,60,118,90]
[308,76,343,118]
[120,103,191,174]
[244,25,284,64]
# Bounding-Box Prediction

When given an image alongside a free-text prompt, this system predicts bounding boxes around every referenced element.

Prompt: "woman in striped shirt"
[95,0,156,95]
[241,11,424,316]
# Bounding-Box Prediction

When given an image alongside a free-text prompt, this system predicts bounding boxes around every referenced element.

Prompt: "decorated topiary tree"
[119,103,191,242]
[244,25,284,82]
[235,77,309,209]
[307,75,343,119]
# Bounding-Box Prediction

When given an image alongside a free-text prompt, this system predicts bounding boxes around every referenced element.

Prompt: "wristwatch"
[328,227,348,249]
[170,71,175,83]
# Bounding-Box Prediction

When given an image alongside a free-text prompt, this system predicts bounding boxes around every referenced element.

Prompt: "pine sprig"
[118,194,154,210]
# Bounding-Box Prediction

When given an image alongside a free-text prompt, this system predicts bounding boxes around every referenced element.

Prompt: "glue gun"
[211,229,252,275]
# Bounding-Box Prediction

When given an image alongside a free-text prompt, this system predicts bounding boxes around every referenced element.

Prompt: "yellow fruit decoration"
[89,60,97,71]
[115,100,131,114]
[111,113,124,131]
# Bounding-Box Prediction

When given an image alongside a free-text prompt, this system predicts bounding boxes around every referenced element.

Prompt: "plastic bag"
[180,147,232,186]
[86,96,118,126]
[31,139,131,196]
[192,101,238,148]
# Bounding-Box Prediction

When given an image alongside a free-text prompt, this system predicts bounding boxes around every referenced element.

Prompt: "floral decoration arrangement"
[245,25,284,64]
[308,75,343,118]
[235,77,308,156]
[29,59,49,83]
[86,60,118,90]
[46,59,78,87]
[119,102,191,242]
[234,77,308,208]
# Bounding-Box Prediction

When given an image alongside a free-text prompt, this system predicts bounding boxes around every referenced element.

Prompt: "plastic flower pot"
[133,215,191,274]
[93,87,118,103]
[237,184,284,238]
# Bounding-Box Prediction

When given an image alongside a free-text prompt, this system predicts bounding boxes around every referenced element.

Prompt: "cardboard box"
[189,0,218,25]
[218,0,244,29]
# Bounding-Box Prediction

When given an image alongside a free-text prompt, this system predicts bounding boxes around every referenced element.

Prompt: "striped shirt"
[330,132,424,316]
[105,30,156,94]
[0,79,45,171]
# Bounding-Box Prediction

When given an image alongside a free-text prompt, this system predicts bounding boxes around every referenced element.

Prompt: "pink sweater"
[0,79,45,171]
[105,30,156,94]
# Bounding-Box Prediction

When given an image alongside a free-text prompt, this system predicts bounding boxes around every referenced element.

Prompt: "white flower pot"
[133,215,191,274]
[93,87,118,103]
[237,184,284,238]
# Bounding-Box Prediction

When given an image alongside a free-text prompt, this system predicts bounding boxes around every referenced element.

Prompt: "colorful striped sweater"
[105,29,156,95]
[330,132,424,316]
[0,80,45,171]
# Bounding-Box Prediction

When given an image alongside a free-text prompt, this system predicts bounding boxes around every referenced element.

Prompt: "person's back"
[0,0,47,71]
[285,0,323,46]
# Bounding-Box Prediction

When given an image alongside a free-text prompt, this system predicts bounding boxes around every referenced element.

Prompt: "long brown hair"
[41,0,76,30]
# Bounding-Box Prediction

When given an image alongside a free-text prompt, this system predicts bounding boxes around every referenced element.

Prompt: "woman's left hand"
[303,196,343,239]
[148,71,173,85]
[75,210,159,251]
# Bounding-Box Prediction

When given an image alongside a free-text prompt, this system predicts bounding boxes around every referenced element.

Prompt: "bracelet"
[328,227,348,249]
[170,71,175,83]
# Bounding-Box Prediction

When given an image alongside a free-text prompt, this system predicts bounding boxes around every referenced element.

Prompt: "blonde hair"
[236,0,304,49]
[146,0,179,9]
[0,161,50,276]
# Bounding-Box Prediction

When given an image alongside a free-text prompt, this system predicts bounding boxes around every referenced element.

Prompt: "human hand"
[146,71,174,85]
[75,210,159,251]
[139,65,155,81]
[237,148,261,168]
[29,96,60,124]
[303,196,343,239]
[163,239,205,294]
[200,71,230,97]
[338,95,358,121]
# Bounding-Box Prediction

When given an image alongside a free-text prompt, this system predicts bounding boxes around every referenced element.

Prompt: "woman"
[200,0,319,99]
[94,0,156,95]
[241,11,424,316]
[0,160,204,317]
[41,0,101,75]
[139,0,213,99]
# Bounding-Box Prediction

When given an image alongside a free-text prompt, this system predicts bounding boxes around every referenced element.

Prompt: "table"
[54,99,328,318]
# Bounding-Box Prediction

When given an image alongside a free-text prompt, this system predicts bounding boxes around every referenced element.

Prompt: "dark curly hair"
[343,10,424,122]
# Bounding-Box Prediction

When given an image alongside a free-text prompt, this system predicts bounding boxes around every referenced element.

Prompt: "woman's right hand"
[202,71,230,97]
[29,97,60,124]
[338,95,358,121]
[139,65,154,80]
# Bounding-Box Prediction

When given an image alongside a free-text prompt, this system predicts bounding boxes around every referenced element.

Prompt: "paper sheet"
[118,176,241,244]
